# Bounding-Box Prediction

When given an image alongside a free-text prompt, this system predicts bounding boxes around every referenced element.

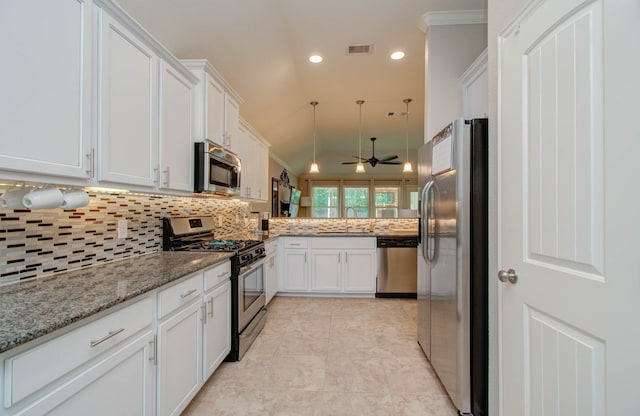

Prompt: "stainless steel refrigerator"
[417,118,488,416]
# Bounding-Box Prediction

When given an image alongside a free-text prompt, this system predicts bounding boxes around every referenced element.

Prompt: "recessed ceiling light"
[309,55,323,63]
[391,51,405,60]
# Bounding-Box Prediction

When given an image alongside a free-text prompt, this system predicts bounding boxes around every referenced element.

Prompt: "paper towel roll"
[60,190,90,209]
[0,187,31,209]
[22,188,64,210]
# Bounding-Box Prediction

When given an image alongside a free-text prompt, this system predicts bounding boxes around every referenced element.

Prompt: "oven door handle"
[238,255,267,276]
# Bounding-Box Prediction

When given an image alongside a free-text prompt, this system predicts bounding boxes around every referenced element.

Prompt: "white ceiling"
[115,0,487,175]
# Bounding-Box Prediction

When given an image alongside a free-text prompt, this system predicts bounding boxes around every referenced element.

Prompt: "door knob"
[498,269,518,284]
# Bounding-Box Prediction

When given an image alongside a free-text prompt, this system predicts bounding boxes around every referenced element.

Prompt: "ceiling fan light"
[309,55,323,63]
[310,162,319,173]
[356,162,365,173]
[391,51,405,60]
[403,162,413,173]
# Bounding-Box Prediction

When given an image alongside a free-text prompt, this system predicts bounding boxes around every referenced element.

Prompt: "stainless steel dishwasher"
[376,236,418,298]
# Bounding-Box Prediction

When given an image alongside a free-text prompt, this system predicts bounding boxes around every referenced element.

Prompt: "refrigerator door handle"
[420,181,433,263]
[430,185,439,264]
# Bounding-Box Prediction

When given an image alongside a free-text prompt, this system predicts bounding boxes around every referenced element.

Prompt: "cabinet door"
[282,250,308,292]
[157,300,201,416]
[256,140,270,201]
[0,0,92,179]
[16,333,155,416]
[343,250,376,292]
[244,133,258,199]
[205,74,225,144]
[97,11,158,188]
[202,281,231,381]
[159,61,194,192]
[265,253,278,304]
[311,250,342,292]
[224,94,240,149]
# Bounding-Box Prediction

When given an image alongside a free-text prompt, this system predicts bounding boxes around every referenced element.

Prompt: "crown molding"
[418,9,488,32]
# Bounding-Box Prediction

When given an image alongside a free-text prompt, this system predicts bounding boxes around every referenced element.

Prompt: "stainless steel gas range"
[162,216,267,361]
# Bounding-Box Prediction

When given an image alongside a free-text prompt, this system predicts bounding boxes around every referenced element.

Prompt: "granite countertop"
[0,251,232,354]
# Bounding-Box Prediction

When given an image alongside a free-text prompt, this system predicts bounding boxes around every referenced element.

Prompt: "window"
[343,186,369,218]
[374,186,400,218]
[311,186,339,218]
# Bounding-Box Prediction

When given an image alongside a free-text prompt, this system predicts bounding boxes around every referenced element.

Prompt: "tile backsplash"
[0,192,251,285]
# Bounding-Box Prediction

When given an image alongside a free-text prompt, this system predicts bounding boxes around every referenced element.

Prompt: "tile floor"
[183,297,458,416]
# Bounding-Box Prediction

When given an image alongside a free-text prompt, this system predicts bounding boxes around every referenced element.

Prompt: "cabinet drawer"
[282,238,307,249]
[310,237,375,249]
[203,261,231,292]
[4,296,153,407]
[157,273,203,319]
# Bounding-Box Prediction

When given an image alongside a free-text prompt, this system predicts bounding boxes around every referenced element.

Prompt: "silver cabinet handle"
[338,253,341,263]
[85,148,95,178]
[208,298,214,318]
[201,303,207,324]
[149,335,157,365]
[90,328,124,347]
[289,243,301,246]
[218,271,229,278]
[180,288,198,298]
[498,269,518,284]
[304,252,307,262]
[163,167,170,186]
[153,166,160,185]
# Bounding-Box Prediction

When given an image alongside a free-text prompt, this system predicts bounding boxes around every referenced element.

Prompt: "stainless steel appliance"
[163,216,266,361]
[194,140,241,196]
[417,118,488,416]
[375,236,418,298]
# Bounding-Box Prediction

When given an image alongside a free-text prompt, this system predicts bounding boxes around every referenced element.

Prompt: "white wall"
[424,24,487,141]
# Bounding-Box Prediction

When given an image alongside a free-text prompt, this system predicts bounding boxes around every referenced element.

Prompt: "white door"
[499,0,640,414]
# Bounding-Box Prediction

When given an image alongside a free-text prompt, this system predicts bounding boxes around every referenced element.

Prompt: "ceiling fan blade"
[342,161,361,165]
[379,161,402,165]
[378,155,399,162]
[351,155,368,160]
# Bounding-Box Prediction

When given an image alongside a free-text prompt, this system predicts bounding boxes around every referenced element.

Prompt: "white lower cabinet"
[157,299,202,416]
[1,296,155,416]
[265,240,278,304]
[36,332,155,416]
[202,280,231,381]
[279,237,376,295]
[0,261,233,416]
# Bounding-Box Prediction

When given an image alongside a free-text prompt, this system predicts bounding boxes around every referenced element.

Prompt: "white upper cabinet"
[182,59,242,149]
[238,120,270,202]
[0,0,92,181]
[97,10,158,188]
[159,61,194,192]
[95,1,197,194]
[205,76,225,144]
[223,94,240,149]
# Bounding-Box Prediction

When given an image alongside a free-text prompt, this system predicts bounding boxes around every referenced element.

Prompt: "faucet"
[345,207,358,232]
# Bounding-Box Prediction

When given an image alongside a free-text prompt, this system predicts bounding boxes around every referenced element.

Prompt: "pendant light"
[402,98,413,173]
[309,101,319,173]
[356,100,365,173]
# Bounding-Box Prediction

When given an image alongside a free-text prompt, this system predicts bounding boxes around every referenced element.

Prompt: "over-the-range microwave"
[194,140,241,197]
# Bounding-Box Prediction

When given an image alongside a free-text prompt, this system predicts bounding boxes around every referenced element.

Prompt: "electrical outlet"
[117,219,128,239]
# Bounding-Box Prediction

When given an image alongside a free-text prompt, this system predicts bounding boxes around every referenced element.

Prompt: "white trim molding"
[419,9,488,32]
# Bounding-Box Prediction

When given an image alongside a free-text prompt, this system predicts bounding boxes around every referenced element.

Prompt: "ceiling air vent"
[347,44,373,55]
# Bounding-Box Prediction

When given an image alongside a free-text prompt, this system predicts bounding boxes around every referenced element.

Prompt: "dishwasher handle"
[376,237,418,248]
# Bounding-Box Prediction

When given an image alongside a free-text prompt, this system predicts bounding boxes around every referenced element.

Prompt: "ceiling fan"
[342,137,401,167]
